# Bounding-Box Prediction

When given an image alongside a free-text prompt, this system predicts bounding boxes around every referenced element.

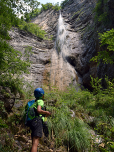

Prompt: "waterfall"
[56,12,66,55]
[50,13,78,90]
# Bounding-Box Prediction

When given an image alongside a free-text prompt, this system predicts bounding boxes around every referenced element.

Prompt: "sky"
[38,0,63,5]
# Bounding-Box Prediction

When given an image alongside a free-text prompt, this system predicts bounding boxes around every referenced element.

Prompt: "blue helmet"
[34,88,44,98]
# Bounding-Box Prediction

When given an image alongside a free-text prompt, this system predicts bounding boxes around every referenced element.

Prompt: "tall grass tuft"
[45,88,91,151]
[44,79,114,151]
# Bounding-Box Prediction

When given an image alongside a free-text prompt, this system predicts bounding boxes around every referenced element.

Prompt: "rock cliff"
[61,0,114,88]
[61,0,97,89]
[9,28,54,89]
[33,0,98,89]
[9,0,114,90]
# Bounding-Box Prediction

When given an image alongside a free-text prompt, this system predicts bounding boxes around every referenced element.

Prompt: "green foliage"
[90,76,102,93]
[92,1,114,65]
[0,145,15,152]
[24,0,40,11]
[68,118,90,151]
[95,117,114,151]
[18,20,47,39]
[0,133,18,152]
[45,88,91,151]
[41,3,53,11]
[90,76,114,116]
[0,39,30,76]
[0,117,8,129]
[47,105,90,151]
[0,0,19,39]
[44,78,114,151]
[41,2,61,12]
[0,39,31,96]
[90,28,114,64]
[0,0,40,37]
[1,78,114,151]
[0,0,47,95]
[0,39,33,97]
[24,8,41,22]
[0,76,24,96]
[0,101,29,151]
[6,0,40,16]
[94,0,109,24]
[0,0,43,39]
[52,3,61,11]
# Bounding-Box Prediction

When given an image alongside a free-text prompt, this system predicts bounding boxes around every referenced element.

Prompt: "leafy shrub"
[0,0,19,40]
[0,39,30,75]
[91,29,114,64]
[52,3,61,11]
[45,88,91,151]
[18,20,47,39]
[42,3,61,11]
[44,80,114,151]
[0,117,8,129]
[0,39,32,97]
[41,3,53,11]
[91,0,114,65]
[93,0,109,24]
[24,8,41,22]
[47,105,90,151]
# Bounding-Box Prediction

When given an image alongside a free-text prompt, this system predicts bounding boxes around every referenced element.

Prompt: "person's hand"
[45,111,51,117]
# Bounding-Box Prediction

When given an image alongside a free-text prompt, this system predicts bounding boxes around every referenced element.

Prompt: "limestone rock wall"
[8,9,60,90]
[30,1,98,89]
[62,0,114,88]
[9,28,54,89]
[31,9,59,39]
[61,0,97,88]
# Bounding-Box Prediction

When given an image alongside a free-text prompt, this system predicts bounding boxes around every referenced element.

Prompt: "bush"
[45,88,91,151]
[44,80,114,151]
[18,20,47,39]
[93,0,109,24]
[24,8,41,22]
[91,29,114,64]
[41,3,53,11]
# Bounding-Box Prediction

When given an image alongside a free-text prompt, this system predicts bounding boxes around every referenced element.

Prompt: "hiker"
[25,88,51,152]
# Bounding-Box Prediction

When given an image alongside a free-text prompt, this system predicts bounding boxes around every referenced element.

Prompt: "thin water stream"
[50,13,79,90]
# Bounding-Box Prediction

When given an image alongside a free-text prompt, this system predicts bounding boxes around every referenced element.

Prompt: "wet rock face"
[61,0,97,89]
[62,0,114,88]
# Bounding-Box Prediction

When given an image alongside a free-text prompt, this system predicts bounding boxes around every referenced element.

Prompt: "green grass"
[1,77,114,151]
[44,88,91,151]
[44,82,114,151]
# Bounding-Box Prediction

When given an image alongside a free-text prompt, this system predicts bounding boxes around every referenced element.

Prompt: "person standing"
[26,88,51,152]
